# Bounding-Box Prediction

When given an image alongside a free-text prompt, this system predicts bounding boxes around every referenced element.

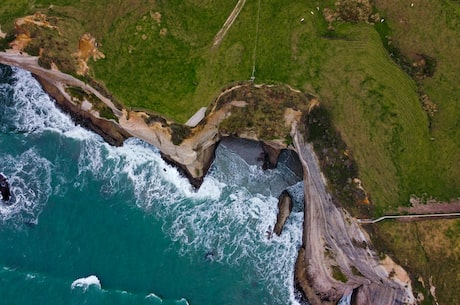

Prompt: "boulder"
[0,173,11,202]
[274,190,293,236]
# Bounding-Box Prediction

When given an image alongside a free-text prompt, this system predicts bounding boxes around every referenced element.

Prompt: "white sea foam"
[9,67,75,134]
[0,149,52,226]
[177,298,190,305]
[145,292,163,302]
[337,293,352,305]
[25,273,37,280]
[2,66,306,304]
[73,139,305,303]
[71,275,101,291]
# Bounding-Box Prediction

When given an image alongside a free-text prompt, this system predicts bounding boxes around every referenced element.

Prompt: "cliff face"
[0,52,417,304]
[118,107,222,187]
[0,52,287,187]
[292,124,415,305]
[35,75,130,146]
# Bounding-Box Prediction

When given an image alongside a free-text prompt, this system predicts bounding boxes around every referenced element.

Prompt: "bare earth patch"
[9,33,31,51]
[15,13,57,30]
[73,33,105,75]
[8,13,58,52]
[398,198,460,214]
[150,11,162,24]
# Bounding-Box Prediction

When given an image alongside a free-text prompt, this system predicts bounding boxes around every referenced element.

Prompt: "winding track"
[212,0,246,47]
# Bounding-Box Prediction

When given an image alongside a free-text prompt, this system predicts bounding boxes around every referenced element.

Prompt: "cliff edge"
[0,52,417,304]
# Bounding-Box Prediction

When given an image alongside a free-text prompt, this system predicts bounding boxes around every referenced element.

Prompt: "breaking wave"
[0,149,52,226]
[0,65,305,304]
[71,275,102,291]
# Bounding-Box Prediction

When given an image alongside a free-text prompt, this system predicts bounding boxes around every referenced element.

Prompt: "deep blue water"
[0,64,305,305]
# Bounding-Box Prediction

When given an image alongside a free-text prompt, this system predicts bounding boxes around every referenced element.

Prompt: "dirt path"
[212,0,246,47]
[0,52,121,117]
[399,200,460,214]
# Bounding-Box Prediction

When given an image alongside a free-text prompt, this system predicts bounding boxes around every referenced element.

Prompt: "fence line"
[357,213,460,224]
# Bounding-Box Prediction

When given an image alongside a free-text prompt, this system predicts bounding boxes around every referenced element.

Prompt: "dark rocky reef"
[0,173,11,202]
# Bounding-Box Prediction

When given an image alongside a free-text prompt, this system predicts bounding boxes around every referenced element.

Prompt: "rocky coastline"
[0,52,417,304]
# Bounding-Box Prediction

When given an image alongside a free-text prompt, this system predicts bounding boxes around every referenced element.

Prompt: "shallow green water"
[0,64,305,305]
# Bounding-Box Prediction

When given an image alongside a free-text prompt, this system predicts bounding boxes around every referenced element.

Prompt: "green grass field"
[0,0,458,210]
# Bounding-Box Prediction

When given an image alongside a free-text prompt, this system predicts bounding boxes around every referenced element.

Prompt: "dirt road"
[212,0,246,47]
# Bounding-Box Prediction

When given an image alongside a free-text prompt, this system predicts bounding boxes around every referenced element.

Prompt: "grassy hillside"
[372,219,460,305]
[0,0,458,210]
[373,0,460,203]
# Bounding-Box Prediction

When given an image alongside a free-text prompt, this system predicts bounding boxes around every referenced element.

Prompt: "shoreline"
[0,52,417,304]
[0,51,228,186]
[0,52,295,188]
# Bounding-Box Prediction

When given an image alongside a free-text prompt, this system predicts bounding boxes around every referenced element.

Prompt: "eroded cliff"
[0,52,417,304]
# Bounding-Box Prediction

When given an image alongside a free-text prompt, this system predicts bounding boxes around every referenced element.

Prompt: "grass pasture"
[372,219,460,305]
[0,0,458,212]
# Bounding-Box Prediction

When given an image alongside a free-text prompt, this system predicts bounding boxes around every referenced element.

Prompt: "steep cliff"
[292,124,415,304]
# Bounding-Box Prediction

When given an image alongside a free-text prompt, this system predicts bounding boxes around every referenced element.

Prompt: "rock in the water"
[262,142,281,170]
[274,190,293,236]
[0,173,11,202]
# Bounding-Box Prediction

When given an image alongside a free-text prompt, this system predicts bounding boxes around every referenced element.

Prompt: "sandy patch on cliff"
[284,108,302,127]
[9,33,31,51]
[381,255,411,285]
[73,33,105,75]
[15,13,57,30]
[8,13,58,52]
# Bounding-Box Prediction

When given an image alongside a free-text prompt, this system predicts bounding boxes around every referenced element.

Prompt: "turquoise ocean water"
[0,64,306,305]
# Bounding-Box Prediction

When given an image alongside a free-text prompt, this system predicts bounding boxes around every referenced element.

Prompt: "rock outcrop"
[273,190,293,236]
[0,51,417,304]
[0,52,221,186]
[0,173,11,202]
[292,124,415,305]
[35,75,130,146]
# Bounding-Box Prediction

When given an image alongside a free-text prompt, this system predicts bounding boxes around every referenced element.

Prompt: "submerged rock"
[0,173,11,202]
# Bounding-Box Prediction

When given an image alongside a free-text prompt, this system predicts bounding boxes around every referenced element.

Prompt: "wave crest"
[71,275,101,291]
[0,149,52,226]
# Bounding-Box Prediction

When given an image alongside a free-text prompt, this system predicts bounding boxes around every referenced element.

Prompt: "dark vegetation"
[303,106,371,217]
[65,85,117,122]
[169,123,191,145]
[143,113,168,127]
[218,84,312,141]
[21,20,78,74]
[331,265,348,283]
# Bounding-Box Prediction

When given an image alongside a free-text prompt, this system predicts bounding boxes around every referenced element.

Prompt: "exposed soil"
[73,33,105,75]
[398,199,460,214]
